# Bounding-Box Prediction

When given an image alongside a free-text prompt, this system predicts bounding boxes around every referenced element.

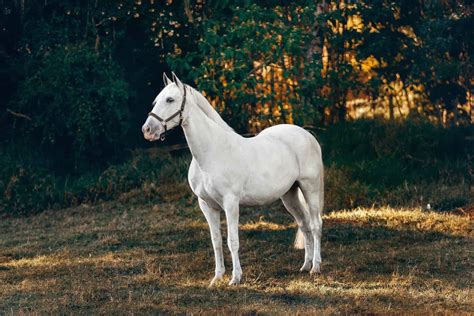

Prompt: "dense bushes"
[1,121,471,216]
[11,45,130,170]
[320,120,472,210]
[0,149,189,216]
[320,120,472,185]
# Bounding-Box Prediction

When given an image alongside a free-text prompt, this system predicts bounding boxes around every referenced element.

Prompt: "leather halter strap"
[148,85,187,141]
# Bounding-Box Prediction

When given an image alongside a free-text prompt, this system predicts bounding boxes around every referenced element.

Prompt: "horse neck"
[190,87,234,132]
[182,98,236,170]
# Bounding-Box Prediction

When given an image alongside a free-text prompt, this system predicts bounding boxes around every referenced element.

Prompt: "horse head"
[142,72,187,141]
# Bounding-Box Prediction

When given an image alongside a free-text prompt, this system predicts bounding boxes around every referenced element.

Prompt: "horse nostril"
[143,125,151,134]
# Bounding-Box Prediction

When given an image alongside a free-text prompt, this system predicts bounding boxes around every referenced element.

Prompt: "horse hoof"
[299,261,312,272]
[209,278,220,287]
[228,276,241,285]
[310,264,321,275]
[209,273,225,287]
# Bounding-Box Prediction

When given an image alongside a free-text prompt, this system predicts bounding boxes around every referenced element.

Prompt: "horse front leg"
[198,198,225,286]
[223,196,242,285]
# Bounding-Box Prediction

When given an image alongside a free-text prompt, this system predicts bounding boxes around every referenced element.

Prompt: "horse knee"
[227,236,239,252]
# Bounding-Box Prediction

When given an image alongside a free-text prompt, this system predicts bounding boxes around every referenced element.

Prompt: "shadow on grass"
[168,280,427,314]
[1,202,472,313]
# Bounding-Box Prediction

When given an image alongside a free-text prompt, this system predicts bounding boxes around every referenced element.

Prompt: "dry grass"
[0,185,473,314]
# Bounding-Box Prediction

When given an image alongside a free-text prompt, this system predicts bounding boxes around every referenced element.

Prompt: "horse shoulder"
[188,158,225,206]
[188,158,202,195]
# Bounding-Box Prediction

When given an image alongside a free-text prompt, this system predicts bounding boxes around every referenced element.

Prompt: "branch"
[6,108,32,121]
[184,0,194,23]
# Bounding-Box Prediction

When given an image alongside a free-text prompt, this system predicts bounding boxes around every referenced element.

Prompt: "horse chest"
[188,160,226,206]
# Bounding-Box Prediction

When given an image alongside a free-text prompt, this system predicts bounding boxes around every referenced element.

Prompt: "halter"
[148,85,187,141]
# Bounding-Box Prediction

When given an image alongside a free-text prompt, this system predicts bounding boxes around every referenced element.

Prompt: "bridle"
[148,84,187,141]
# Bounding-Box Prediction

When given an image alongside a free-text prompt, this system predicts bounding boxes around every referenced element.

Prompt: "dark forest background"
[0,0,472,215]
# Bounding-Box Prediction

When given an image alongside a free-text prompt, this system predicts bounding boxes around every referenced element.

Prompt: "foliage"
[167,2,365,131]
[0,147,189,215]
[355,0,472,123]
[0,1,471,215]
[11,45,129,169]
[1,121,470,215]
[168,3,316,132]
[166,0,472,129]
[319,119,472,210]
[1,0,205,168]
[320,119,472,185]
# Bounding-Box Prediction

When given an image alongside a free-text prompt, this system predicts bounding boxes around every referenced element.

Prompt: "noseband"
[148,85,187,141]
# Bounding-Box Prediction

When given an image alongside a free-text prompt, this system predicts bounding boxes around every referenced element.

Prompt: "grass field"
[1,183,473,314]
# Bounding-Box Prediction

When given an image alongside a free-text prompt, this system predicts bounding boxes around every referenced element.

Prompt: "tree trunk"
[388,94,394,120]
[338,101,347,122]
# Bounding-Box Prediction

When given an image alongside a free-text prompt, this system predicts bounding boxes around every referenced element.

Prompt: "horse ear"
[171,72,184,90]
[163,73,172,86]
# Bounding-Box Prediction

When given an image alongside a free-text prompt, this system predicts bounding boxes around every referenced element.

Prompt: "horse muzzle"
[142,121,162,141]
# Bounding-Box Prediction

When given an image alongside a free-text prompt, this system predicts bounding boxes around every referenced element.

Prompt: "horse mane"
[189,86,234,132]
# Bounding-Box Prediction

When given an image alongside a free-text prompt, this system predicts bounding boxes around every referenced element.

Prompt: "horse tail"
[319,167,324,215]
[293,165,324,249]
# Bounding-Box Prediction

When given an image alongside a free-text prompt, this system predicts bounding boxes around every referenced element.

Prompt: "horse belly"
[239,145,299,206]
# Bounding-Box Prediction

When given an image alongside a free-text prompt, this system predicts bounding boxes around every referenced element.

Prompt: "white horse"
[142,73,324,286]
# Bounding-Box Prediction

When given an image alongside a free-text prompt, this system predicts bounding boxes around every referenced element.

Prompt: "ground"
[0,184,473,314]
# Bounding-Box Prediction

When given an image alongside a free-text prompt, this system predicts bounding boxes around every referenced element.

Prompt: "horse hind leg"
[299,172,324,275]
[281,184,314,272]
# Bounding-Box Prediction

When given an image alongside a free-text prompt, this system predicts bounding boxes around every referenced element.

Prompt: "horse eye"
[166,97,174,103]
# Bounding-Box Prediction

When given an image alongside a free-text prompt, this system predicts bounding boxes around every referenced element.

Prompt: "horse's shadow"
[238,218,469,288]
